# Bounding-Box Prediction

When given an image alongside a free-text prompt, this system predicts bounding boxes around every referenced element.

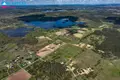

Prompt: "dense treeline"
[94,28,120,57]
[27,61,72,80]
[0,33,12,46]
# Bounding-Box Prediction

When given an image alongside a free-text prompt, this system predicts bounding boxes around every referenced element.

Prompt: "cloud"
[0,0,120,5]
[29,0,120,4]
[54,0,120,4]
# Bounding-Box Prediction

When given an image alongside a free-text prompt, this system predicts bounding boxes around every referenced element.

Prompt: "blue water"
[26,21,55,29]
[0,18,85,37]
[26,18,75,29]
[0,27,33,37]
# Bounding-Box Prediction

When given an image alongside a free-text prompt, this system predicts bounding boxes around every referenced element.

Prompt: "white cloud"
[0,0,120,5]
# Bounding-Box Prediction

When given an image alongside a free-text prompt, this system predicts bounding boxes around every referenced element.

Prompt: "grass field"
[45,44,83,63]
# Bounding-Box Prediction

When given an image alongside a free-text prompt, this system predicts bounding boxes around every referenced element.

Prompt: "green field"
[45,44,83,62]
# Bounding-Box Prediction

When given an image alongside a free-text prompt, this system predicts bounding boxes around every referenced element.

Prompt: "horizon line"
[0,3,120,6]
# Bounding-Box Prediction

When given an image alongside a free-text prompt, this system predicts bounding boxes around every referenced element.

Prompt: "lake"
[105,17,120,25]
[0,18,85,37]
[26,18,75,29]
[0,27,34,37]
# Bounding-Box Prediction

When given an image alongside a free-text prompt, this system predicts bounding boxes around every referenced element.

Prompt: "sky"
[0,0,120,5]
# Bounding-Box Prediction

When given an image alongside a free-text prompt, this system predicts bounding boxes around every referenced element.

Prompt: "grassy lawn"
[0,43,18,61]
[73,49,101,68]
[45,44,82,63]
[94,60,120,80]
[0,43,28,61]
